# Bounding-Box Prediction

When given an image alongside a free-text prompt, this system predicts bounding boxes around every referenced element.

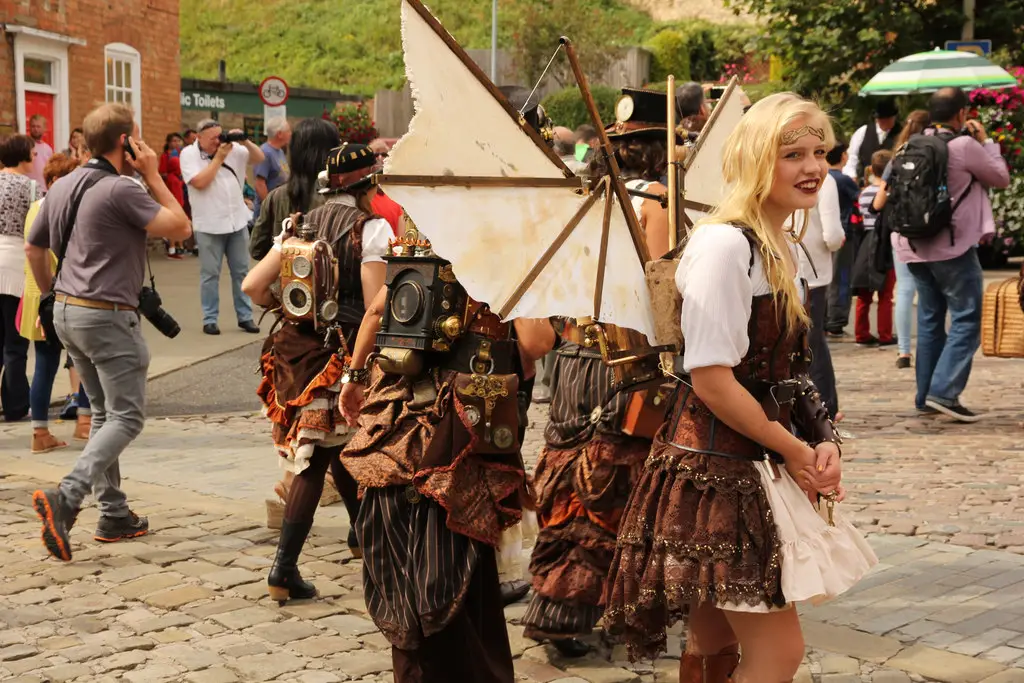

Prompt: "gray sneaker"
[95,511,150,543]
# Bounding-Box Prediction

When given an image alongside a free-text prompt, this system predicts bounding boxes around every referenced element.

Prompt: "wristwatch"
[342,366,370,386]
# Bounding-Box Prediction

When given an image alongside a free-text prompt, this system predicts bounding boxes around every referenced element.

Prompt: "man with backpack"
[888,87,1009,422]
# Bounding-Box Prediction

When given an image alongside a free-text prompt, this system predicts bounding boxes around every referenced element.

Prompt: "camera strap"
[51,160,116,288]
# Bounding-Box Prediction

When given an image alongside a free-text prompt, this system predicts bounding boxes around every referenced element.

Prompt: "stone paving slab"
[0,469,1022,683]
[2,320,1024,681]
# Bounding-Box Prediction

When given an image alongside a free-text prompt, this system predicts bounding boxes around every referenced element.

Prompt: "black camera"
[218,131,247,143]
[138,286,180,338]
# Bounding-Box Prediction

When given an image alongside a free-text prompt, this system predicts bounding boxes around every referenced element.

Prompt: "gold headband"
[780,125,825,145]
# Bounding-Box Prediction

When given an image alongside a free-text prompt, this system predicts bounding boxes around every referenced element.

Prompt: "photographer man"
[180,119,265,335]
[26,102,190,561]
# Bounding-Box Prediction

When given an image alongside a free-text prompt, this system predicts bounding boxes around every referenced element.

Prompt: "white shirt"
[843,122,890,181]
[180,141,253,235]
[271,194,392,264]
[675,223,800,373]
[793,173,845,289]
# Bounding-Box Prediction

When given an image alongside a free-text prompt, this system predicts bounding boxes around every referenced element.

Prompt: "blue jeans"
[906,248,983,409]
[196,229,253,326]
[893,251,917,357]
[31,341,90,428]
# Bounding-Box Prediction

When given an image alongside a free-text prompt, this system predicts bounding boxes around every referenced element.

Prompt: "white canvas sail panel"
[383,0,658,341]
[682,79,745,222]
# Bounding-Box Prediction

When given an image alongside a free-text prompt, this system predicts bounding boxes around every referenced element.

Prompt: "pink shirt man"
[29,140,53,191]
[894,130,1010,264]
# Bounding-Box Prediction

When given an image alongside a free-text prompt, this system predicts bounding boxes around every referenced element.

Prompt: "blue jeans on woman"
[905,248,983,410]
[892,250,917,357]
[31,340,90,428]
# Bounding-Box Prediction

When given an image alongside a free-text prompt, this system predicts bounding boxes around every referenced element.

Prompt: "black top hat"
[874,99,899,119]
[522,104,554,143]
[606,87,684,142]
[321,143,377,193]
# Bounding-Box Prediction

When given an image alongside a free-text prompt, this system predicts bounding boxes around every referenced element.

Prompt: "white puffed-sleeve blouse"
[675,223,800,373]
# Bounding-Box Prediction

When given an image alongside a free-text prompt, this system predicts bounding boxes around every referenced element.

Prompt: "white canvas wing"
[386,0,564,180]
[682,78,744,222]
[383,0,657,341]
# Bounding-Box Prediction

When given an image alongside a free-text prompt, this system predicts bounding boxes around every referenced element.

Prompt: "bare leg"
[723,607,805,683]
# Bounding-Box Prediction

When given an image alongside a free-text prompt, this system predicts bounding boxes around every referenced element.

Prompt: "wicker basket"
[981,277,1024,358]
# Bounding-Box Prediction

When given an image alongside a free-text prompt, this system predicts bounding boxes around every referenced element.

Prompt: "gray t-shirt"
[28,164,161,307]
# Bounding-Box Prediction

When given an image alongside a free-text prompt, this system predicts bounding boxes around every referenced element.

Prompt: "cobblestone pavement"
[1,341,1023,682]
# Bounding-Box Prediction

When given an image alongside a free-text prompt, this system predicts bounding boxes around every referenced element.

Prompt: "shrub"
[541,84,621,131]
[645,21,759,85]
[647,29,691,82]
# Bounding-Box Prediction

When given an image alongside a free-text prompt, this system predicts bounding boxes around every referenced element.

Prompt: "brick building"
[1,0,180,155]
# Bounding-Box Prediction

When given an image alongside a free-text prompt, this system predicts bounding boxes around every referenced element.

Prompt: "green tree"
[725,0,1024,108]
[507,0,650,90]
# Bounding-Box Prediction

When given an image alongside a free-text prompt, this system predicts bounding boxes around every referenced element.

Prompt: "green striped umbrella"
[860,48,1019,95]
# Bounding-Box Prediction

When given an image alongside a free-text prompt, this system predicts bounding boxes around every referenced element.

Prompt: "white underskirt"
[721,460,878,613]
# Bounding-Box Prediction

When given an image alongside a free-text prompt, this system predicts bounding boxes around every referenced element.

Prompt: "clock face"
[615,95,635,123]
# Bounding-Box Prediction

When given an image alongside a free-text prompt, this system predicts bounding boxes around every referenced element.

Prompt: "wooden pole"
[560,36,651,264]
[594,177,613,318]
[666,74,678,251]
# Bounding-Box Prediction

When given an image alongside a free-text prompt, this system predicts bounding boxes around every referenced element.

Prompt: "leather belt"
[556,344,602,360]
[669,441,783,464]
[442,336,517,375]
[56,293,137,312]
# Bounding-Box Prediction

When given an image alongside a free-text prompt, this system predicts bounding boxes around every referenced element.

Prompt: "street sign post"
[260,76,289,123]
[944,40,992,56]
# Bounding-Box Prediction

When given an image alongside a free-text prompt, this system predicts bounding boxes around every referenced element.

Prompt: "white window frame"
[104,43,142,131]
[11,27,83,151]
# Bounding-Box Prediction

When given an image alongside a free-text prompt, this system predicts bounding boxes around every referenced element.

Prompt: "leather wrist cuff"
[791,375,842,454]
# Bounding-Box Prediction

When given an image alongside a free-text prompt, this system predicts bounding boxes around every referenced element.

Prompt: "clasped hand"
[786,441,844,503]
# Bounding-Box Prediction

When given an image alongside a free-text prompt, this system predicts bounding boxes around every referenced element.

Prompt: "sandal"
[31,430,68,454]
[73,415,91,441]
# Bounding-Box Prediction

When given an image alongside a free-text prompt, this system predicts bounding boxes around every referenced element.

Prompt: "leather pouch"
[622,380,677,440]
[454,372,521,454]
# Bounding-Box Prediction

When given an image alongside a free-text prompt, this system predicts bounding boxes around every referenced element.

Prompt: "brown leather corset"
[665,293,809,462]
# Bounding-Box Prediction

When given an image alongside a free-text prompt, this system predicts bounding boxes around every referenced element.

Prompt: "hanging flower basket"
[330,102,379,145]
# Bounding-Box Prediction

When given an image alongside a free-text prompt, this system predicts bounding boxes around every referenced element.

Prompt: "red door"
[24,92,55,148]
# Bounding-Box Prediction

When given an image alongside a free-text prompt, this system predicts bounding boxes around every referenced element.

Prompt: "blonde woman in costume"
[603,93,877,683]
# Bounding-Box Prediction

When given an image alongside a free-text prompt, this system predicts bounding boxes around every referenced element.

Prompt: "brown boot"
[679,650,741,683]
[73,415,91,441]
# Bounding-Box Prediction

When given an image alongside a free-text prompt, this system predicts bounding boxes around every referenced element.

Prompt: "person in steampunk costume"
[603,93,877,683]
[241,143,393,603]
[338,232,554,682]
[520,87,677,658]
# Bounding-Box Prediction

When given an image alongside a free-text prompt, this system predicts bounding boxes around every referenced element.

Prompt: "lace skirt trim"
[602,440,784,661]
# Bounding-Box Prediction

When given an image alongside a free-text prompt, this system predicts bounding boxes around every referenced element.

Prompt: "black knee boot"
[267,519,317,604]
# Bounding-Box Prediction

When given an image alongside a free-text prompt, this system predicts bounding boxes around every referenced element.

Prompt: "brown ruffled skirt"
[522,435,648,640]
[602,432,784,661]
[256,334,348,471]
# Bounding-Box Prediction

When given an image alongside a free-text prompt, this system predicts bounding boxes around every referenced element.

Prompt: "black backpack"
[886,128,974,247]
